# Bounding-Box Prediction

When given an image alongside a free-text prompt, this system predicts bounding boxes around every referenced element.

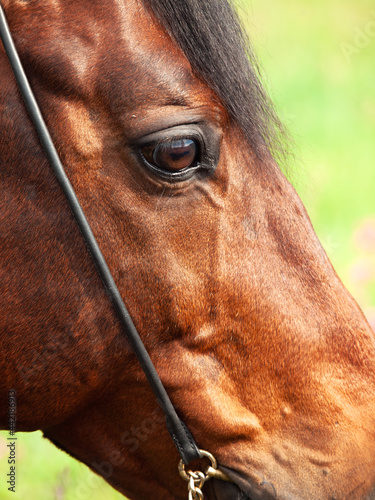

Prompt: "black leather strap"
[0,4,200,465]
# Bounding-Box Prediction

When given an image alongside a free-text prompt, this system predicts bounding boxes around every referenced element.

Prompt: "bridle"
[0,5,232,498]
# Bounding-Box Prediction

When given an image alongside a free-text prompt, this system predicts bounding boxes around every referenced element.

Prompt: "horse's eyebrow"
[162,95,190,107]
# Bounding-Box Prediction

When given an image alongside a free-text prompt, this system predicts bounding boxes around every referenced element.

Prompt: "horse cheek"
[120,431,139,453]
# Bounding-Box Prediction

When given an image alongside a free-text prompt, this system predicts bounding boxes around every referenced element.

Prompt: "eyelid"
[136,125,204,148]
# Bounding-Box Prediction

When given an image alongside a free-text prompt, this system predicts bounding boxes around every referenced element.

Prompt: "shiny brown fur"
[1,1,375,499]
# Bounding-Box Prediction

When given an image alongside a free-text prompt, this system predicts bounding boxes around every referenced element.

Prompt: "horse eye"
[142,138,199,173]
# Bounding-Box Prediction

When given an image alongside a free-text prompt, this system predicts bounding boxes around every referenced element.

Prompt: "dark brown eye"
[142,138,199,173]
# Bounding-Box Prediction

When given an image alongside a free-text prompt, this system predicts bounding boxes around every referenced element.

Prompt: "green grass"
[0,431,124,499]
[244,0,375,316]
[1,0,374,498]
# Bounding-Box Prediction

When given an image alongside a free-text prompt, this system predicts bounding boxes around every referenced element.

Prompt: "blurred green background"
[1,0,374,498]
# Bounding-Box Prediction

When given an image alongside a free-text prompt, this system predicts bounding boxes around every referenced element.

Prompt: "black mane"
[146,0,289,163]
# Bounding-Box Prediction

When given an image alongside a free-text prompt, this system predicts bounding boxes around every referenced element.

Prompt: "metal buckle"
[178,449,233,499]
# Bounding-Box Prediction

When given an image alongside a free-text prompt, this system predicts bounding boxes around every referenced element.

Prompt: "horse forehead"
[96,2,199,109]
[11,0,199,107]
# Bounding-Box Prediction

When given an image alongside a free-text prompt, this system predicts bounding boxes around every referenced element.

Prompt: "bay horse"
[1,0,375,499]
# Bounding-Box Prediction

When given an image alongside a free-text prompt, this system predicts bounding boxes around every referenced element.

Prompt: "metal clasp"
[178,449,233,499]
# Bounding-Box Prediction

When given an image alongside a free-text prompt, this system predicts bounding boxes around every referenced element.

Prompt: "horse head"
[1,0,374,498]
